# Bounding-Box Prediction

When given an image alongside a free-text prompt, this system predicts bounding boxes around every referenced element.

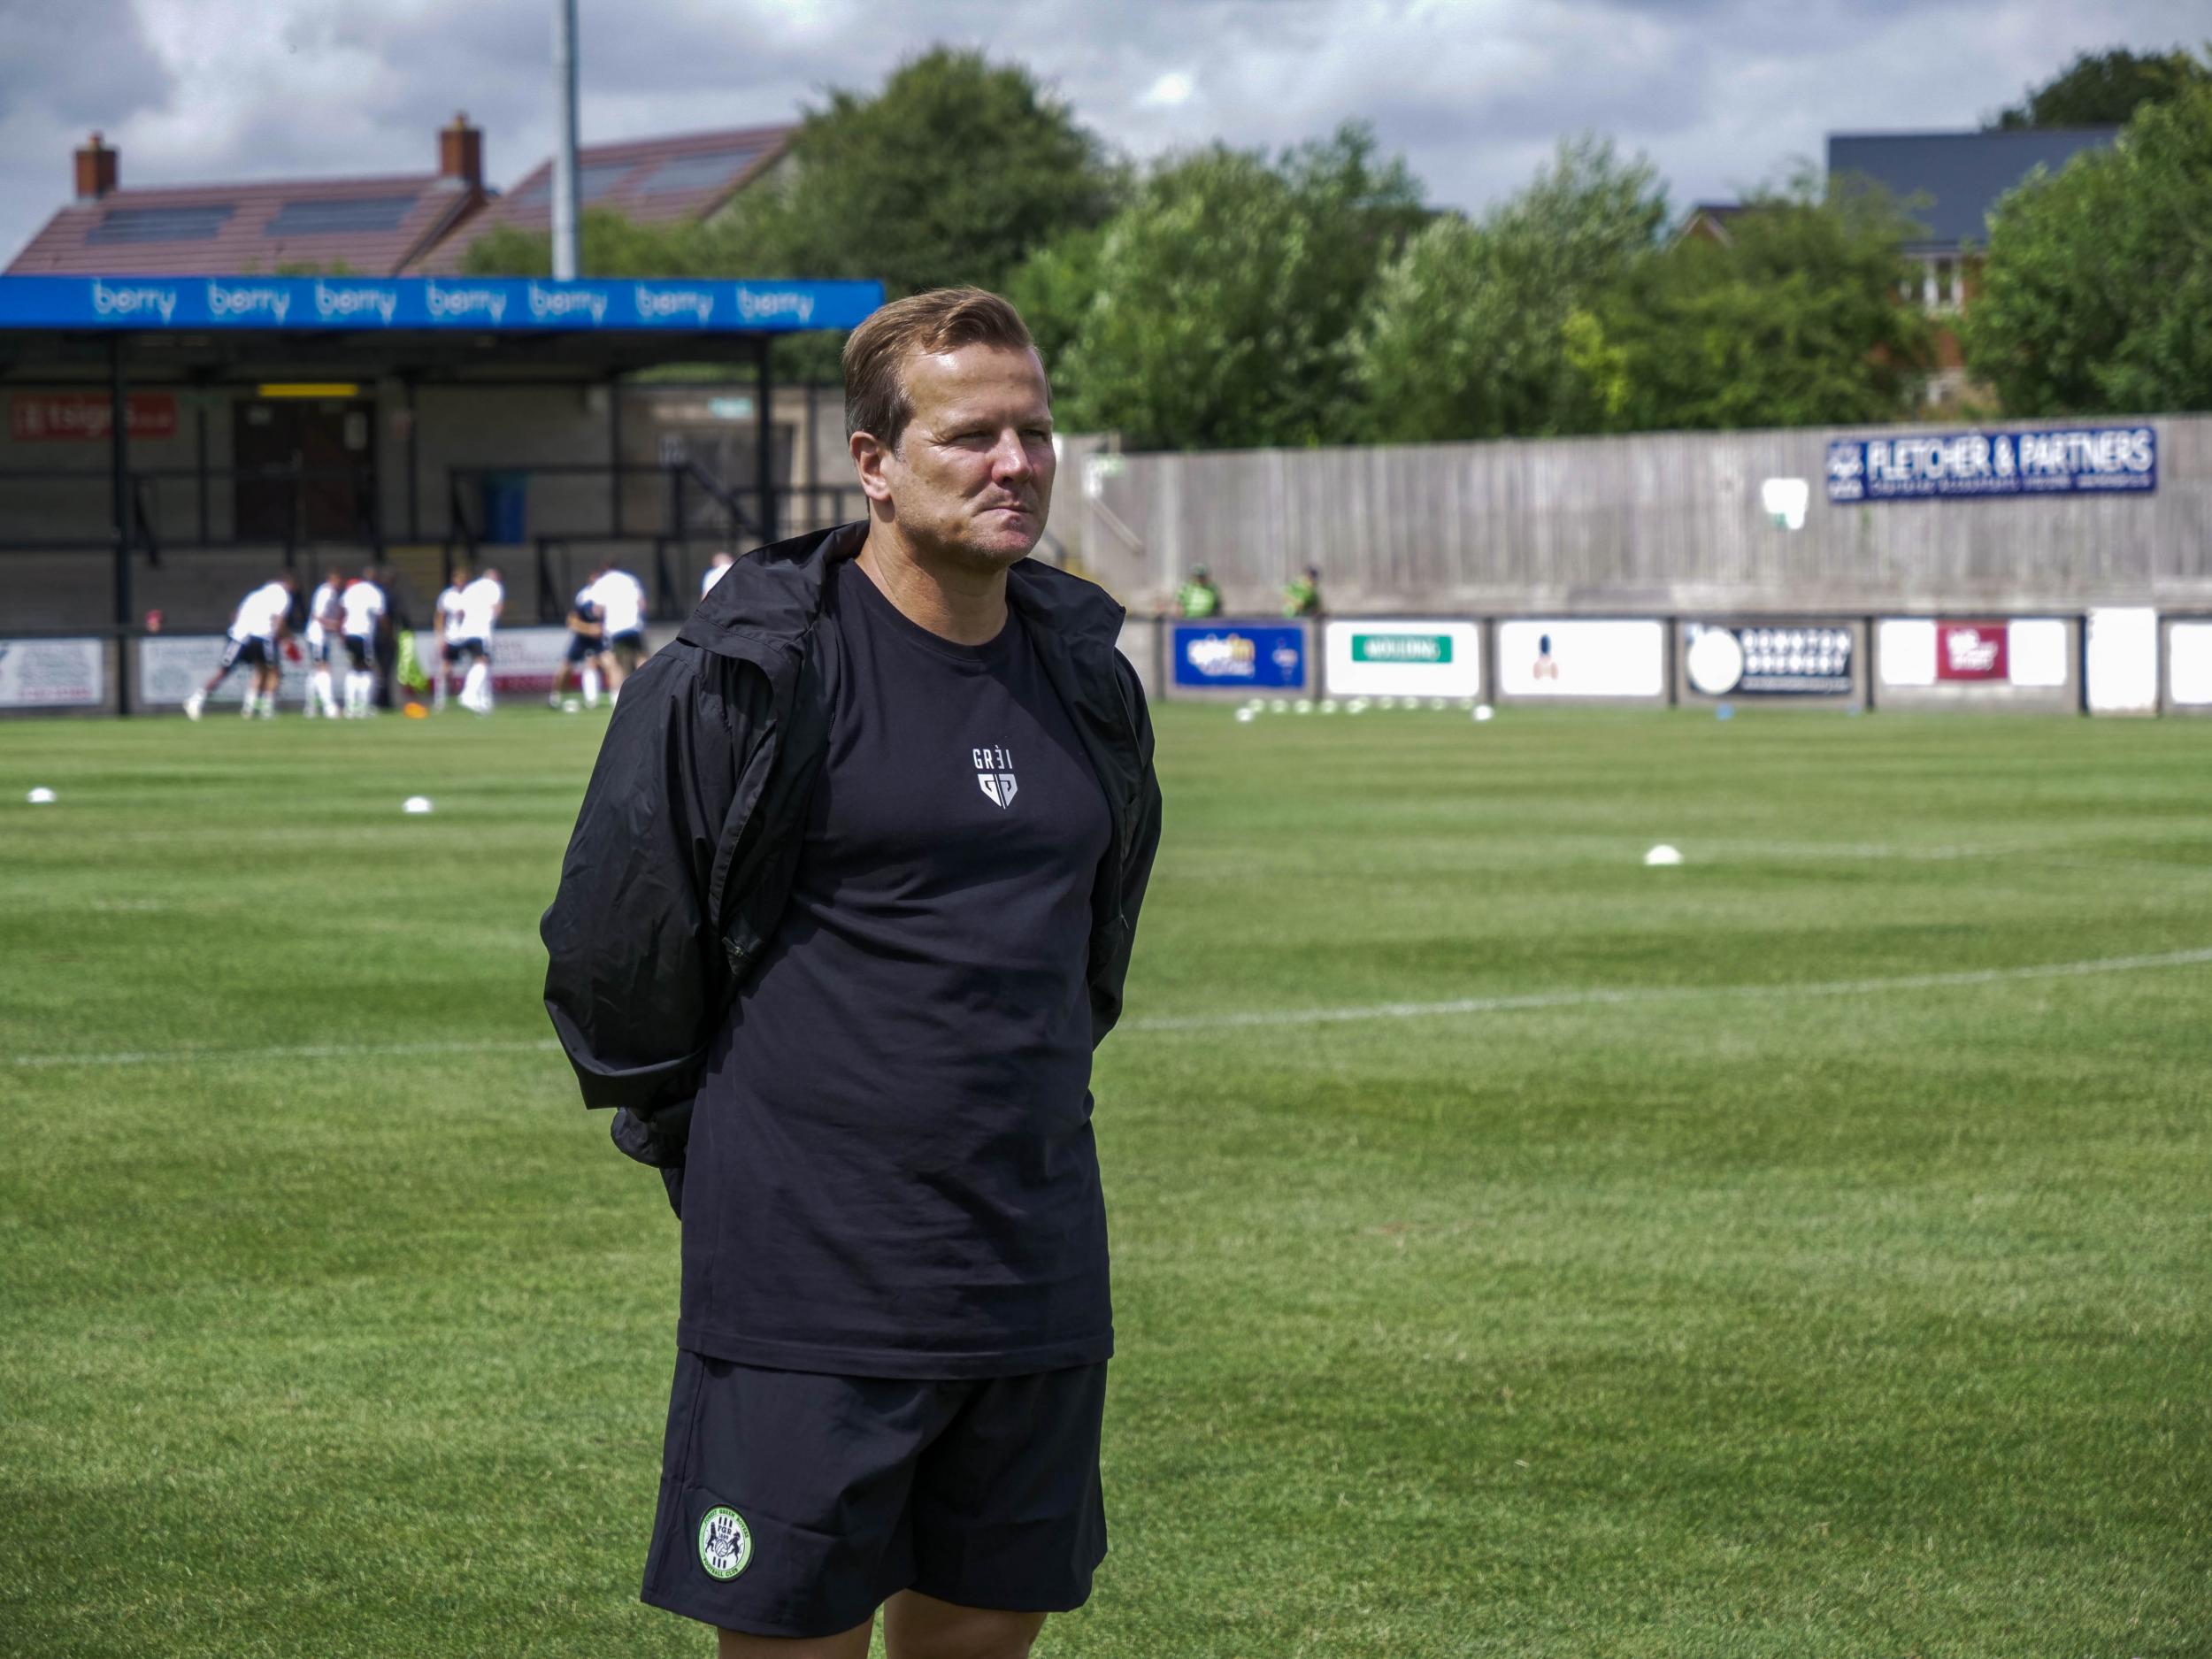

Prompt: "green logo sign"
[1351,633,1452,664]
[698,1506,753,1580]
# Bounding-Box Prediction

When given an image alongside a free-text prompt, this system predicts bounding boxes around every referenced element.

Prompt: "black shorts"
[451,637,489,664]
[565,631,602,664]
[218,635,272,673]
[641,1353,1107,1640]
[609,628,646,656]
[343,635,373,672]
[441,640,465,665]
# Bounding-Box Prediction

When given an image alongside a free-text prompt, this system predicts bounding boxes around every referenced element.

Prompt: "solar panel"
[639,149,766,196]
[580,158,646,201]
[87,204,236,243]
[507,158,641,206]
[265,195,419,235]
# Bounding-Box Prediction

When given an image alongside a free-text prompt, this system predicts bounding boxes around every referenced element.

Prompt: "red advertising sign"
[1936,621,2008,681]
[10,392,179,442]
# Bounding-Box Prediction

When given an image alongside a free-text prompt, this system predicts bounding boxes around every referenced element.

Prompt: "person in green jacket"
[1175,566,1222,618]
[1282,565,1324,618]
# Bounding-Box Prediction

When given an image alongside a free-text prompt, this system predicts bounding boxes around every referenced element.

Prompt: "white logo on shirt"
[972,744,1018,809]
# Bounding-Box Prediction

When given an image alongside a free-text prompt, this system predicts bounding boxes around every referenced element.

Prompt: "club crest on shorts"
[698,1505,752,1579]
[972,743,1018,809]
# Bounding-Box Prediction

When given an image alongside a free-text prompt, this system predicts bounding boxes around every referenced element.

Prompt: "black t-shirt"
[679,558,1115,1376]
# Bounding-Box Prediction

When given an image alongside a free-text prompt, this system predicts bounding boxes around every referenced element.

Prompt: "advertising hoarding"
[2167,622,2212,709]
[1322,620,1483,699]
[1877,618,2075,706]
[0,637,106,709]
[1682,623,1855,698]
[1496,620,1665,700]
[2084,608,2157,716]
[10,392,178,442]
[1827,425,2156,503]
[1170,623,1307,692]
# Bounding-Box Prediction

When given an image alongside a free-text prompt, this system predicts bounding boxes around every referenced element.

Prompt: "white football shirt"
[437,583,468,637]
[229,581,291,642]
[588,570,646,634]
[306,580,342,643]
[341,580,386,638]
[702,560,733,597]
[457,576,503,640]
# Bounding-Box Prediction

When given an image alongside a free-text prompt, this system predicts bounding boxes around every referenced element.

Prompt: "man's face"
[863,342,1056,571]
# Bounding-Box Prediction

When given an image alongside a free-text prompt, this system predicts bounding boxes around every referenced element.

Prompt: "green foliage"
[457,207,730,278]
[1352,137,1667,442]
[1963,86,2212,415]
[1562,174,1932,431]
[719,46,1120,298]
[1988,44,2211,129]
[1051,125,1425,449]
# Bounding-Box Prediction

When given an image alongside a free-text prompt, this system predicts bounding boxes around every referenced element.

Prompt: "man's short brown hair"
[843,287,1039,452]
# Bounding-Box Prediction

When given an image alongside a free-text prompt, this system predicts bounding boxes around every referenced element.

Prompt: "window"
[87,204,235,243]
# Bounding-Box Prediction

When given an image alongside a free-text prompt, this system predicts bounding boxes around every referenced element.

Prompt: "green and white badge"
[698,1505,753,1579]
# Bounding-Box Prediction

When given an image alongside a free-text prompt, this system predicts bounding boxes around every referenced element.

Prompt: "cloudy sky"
[2,0,2203,264]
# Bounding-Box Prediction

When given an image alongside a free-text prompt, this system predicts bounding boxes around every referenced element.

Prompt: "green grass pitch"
[3,701,2208,1657]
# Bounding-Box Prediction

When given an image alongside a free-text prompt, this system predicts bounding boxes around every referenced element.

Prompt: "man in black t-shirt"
[542,289,1162,1659]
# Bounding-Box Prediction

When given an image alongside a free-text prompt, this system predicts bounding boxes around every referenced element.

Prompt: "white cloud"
[2,0,2205,265]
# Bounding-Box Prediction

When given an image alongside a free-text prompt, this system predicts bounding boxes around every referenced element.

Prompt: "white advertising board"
[1878,618,2071,690]
[1496,619,1664,700]
[2084,609,2156,715]
[137,634,311,707]
[1323,620,1483,699]
[2170,622,2212,707]
[0,637,105,709]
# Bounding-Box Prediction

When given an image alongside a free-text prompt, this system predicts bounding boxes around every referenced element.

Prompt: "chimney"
[439,112,483,194]
[75,133,119,201]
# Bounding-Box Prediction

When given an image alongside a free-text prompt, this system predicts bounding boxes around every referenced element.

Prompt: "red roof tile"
[8,173,485,278]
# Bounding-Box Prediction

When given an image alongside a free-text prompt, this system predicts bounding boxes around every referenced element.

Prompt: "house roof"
[1825,127,2121,253]
[409,124,793,273]
[6,173,483,278]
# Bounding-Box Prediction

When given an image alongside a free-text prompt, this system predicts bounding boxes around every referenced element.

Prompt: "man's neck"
[855,522,1010,647]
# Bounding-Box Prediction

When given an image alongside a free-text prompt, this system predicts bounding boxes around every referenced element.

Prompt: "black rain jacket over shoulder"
[540,521,1164,1175]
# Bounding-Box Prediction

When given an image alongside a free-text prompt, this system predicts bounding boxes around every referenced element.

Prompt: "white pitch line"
[1123,945,2212,1033]
[11,946,2212,1071]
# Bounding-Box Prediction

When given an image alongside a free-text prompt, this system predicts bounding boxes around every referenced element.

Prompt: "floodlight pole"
[551,0,582,281]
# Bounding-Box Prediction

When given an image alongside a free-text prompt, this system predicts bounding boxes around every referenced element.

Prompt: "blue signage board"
[1826,425,2156,503]
[1171,623,1307,689]
[0,275,883,334]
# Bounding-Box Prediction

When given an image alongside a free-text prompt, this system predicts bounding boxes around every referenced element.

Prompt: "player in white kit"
[583,565,649,700]
[302,568,344,718]
[701,549,735,597]
[340,570,387,718]
[550,574,605,710]
[453,565,504,714]
[185,573,296,720]
[433,567,471,711]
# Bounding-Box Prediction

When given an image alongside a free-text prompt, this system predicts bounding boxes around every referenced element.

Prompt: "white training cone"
[1234,707,1256,724]
[403,796,434,815]
[27,787,57,804]
[1644,844,1684,866]
[1472,704,1494,723]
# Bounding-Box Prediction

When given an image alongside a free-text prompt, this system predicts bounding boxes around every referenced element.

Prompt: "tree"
[1351,137,1667,442]
[1048,125,1425,449]
[1988,46,2211,129]
[1561,173,1932,431]
[721,47,1119,298]
[1963,87,2212,414]
[458,208,727,279]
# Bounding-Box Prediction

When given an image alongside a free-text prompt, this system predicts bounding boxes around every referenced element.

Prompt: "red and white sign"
[10,391,179,442]
[1936,622,2008,681]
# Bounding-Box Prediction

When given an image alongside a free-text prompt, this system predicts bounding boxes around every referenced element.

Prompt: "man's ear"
[850,430,894,504]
